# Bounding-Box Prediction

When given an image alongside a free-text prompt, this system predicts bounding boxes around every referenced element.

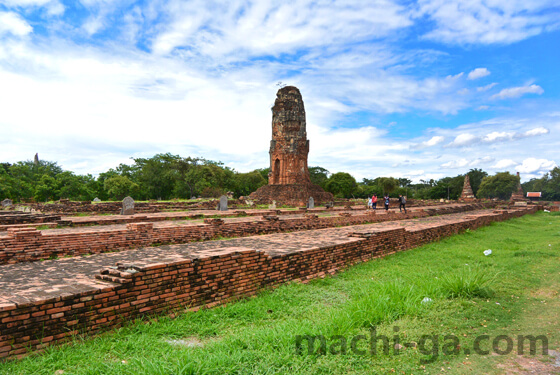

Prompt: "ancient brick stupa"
[458,175,476,202]
[510,172,527,202]
[249,86,333,206]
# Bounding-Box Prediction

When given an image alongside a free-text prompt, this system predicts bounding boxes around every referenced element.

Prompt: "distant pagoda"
[458,175,476,202]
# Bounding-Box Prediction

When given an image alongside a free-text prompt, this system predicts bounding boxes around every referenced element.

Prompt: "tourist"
[398,195,407,213]
[371,194,377,210]
[367,197,372,209]
[384,194,390,211]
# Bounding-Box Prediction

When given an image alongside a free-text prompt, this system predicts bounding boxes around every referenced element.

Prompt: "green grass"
[1,212,559,374]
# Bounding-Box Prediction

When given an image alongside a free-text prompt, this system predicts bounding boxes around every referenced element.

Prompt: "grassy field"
[1,211,559,374]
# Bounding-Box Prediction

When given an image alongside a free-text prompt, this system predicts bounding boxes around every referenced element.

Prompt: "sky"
[0,0,559,183]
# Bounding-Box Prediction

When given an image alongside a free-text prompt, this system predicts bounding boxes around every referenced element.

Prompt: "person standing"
[371,195,378,210]
[398,195,407,213]
[384,194,390,211]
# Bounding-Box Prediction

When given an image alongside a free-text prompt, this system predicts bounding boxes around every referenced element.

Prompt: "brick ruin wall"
[3,198,507,216]
[250,183,334,206]
[0,206,540,360]
[0,204,496,265]
[8,200,244,215]
[0,213,61,226]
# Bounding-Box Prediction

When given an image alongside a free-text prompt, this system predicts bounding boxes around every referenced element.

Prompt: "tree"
[357,178,383,198]
[398,178,412,188]
[377,177,398,196]
[233,171,267,197]
[172,156,201,198]
[183,161,235,197]
[543,167,560,200]
[0,168,17,200]
[134,153,181,200]
[309,166,330,188]
[325,172,357,198]
[254,168,270,184]
[427,175,464,200]
[104,176,139,200]
[361,178,376,186]
[34,175,59,202]
[56,171,95,200]
[524,167,560,201]
[6,160,63,201]
[466,168,488,196]
[477,172,518,200]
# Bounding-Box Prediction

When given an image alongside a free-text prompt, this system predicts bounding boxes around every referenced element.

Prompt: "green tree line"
[1,154,558,202]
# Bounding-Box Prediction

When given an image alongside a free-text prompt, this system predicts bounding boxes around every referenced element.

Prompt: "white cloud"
[477,83,497,92]
[483,131,515,142]
[516,158,557,173]
[469,156,494,166]
[0,11,32,36]
[295,58,470,115]
[410,135,445,149]
[439,122,552,149]
[481,127,548,143]
[492,159,518,169]
[491,84,544,100]
[446,133,478,147]
[468,67,490,80]
[441,158,469,169]
[1,0,64,16]
[418,0,560,45]
[151,0,413,57]
[408,169,425,176]
[0,43,279,174]
[424,135,445,147]
[1,0,52,5]
[440,156,493,169]
[522,127,549,137]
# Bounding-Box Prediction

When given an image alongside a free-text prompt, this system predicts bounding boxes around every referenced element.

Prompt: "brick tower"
[268,86,311,185]
[458,175,476,202]
[250,86,333,206]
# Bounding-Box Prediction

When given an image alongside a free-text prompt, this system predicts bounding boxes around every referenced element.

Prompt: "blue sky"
[0,0,559,182]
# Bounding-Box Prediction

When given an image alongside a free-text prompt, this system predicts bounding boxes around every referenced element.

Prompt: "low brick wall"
[18,199,257,215]
[0,204,494,265]
[0,212,61,225]
[56,206,350,227]
[0,206,538,360]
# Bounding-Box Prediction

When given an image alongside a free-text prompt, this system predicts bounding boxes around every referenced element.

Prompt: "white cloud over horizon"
[0,0,558,185]
[492,159,517,169]
[516,158,557,174]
